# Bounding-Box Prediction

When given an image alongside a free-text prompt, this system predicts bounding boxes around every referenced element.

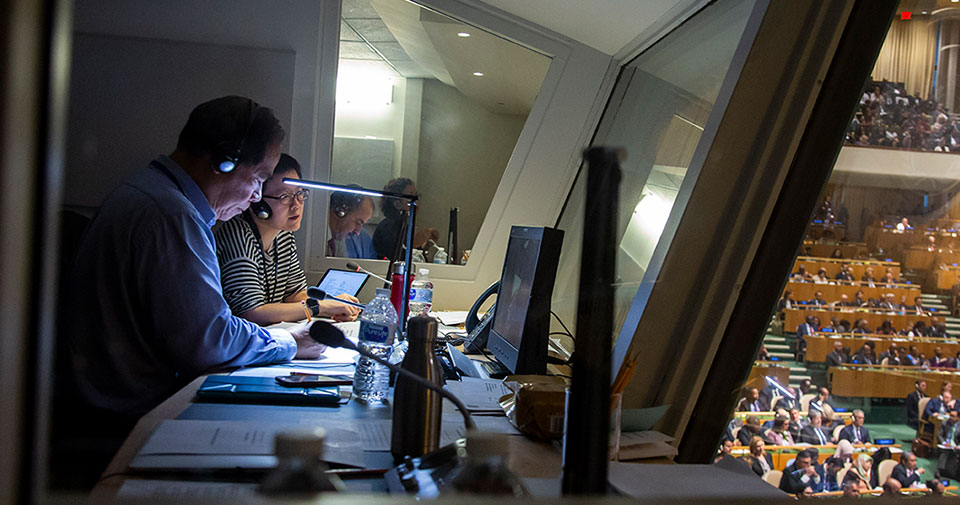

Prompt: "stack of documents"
[617,430,678,460]
[442,377,512,414]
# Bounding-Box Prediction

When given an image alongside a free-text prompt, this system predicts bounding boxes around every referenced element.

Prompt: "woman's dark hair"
[177,96,285,167]
[274,153,302,178]
[380,177,415,219]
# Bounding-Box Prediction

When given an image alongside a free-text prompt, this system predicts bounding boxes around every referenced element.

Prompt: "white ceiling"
[477,0,686,55]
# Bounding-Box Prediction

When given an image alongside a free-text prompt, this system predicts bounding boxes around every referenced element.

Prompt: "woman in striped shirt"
[215,154,360,325]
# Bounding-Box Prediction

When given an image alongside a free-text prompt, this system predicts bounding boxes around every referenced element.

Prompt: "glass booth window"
[328,0,551,265]
[727,9,960,484]
[551,0,758,339]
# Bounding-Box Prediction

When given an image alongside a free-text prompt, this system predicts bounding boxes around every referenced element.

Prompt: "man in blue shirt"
[68,97,324,420]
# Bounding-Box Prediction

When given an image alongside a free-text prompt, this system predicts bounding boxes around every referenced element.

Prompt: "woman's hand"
[318,294,362,322]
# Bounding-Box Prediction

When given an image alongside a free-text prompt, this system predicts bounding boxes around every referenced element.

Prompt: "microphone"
[306,287,366,309]
[347,261,392,286]
[309,321,475,430]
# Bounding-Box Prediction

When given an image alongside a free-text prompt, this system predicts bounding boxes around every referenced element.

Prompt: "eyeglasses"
[263,189,310,205]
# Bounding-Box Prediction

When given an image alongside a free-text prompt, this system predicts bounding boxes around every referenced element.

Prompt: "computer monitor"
[487,225,563,375]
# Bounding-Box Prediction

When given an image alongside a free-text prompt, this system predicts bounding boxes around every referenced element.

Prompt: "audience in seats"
[809,291,828,306]
[786,408,802,440]
[891,451,926,488]
[851,343,876,365]
[852,318,870,334]
[850,453,878,489]
[881,478,902,497]
[749,436,773,476]
[826,342,846,368]
[714,439,734,464]
[814,269,830,284]
[800,411,831,445]
[764,417,795,446]
[736,387,766,412]
[836,440,855,464]
[809,387,836,425]
[938,409,960,449]
[862,267,877,284]
[841,479,860,498]
[875,319,895,335]
[928,478,947,496]
[838,409,871,444]
[822,457,844,492]
[795,316,818,361]
[779,449,823,494]
[835,264,854,281]
[853,289,867,307]
[738,416,767,446]
[845,80,960,153]
[906,380,927,429]
[923,390,952,431]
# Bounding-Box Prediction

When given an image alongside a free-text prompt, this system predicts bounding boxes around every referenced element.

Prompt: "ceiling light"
[457,32,471,37]
[472,72,484,77]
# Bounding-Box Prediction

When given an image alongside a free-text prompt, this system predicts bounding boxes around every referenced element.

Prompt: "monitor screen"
[317,269,368,298]
[487,226,563,375]
[491,234,540,350]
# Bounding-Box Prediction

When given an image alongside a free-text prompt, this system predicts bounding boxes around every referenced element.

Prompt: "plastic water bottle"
[441,431,528,496]
[434,247,448,264]
[409,268,434,316]
[353,288,397,403]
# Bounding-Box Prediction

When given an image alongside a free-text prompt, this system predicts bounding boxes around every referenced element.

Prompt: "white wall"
[417,79,527,254]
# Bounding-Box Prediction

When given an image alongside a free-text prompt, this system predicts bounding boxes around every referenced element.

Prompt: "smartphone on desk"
[276,374,352,388]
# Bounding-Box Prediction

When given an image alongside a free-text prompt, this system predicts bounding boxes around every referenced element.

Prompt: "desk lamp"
[284,178,418,336]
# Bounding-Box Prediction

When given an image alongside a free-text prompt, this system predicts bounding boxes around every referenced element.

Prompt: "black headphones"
[212,99,260,174]
[331,191,365,218]
[251,199,272,220]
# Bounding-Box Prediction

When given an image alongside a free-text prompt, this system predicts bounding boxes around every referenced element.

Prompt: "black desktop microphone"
[309,321,475,430]
[306,287,367,310]
[346,261,392,286]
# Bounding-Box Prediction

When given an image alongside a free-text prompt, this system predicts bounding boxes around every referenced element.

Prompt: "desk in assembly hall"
[744,362,790,390]
[903,247,960,272]
[801,241,866,259]
[784,307,932,332]
[805,334,960,363]
[806,222,845,240]
[936,265,960,291]
[829,365,960,398]
[730,444,900,471]
[733,411,853,424]
[866,227,922,256]
[783,281,919,304]
[793,257,900,280]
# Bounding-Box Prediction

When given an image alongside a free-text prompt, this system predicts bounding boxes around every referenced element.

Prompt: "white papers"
[443,377,512,413]
[117,480,257,500]
[137,420,365,468]
[617,430,677,461]
[432,311,468,326]
[352,420,466,451]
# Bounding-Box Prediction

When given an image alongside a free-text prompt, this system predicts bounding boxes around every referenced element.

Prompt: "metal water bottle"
[391,314,442,461]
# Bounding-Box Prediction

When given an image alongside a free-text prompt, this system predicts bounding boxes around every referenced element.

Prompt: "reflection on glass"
[552,0,757,336]
[329,0,551,264]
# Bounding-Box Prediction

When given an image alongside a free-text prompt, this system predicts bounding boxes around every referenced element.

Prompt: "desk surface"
[90,366,563,502]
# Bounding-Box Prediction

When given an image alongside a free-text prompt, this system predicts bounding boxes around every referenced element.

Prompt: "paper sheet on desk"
[138,419,365,468]
[352,418,519,451]
[443,377,512,413]
[118,480,257,500]
[433,311,468,326]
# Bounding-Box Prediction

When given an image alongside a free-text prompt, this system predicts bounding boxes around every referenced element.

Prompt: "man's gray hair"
[853,409,865,417]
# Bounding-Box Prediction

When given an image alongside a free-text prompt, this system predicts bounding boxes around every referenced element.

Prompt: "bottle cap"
[419,268,430,275]
[465,430,508,459]
[274,427,327,457]
[376,288,390,297]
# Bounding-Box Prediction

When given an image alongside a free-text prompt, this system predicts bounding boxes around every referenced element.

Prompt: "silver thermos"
[391,314,443,461]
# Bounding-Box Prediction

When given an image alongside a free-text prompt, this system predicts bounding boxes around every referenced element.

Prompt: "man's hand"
[289,322,326,359]
[918,467,926,475]
[318,294,362,322]
[413,227,440,249]
[804,466,817,477]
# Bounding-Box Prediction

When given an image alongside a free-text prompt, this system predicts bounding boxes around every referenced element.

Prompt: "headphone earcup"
[335,206,347,218]
[252,200,272,220]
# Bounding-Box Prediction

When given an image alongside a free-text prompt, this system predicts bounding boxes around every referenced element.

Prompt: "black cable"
[550,310,574,339]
